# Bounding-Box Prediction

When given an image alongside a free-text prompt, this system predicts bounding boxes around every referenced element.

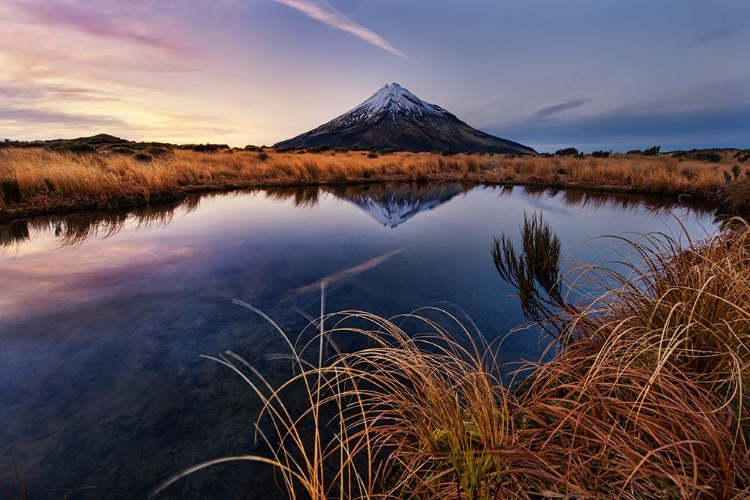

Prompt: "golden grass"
[1,147,748,220]
[154,219,750,499]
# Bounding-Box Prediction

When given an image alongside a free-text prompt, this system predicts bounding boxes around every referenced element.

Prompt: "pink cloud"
[10,0,185,54]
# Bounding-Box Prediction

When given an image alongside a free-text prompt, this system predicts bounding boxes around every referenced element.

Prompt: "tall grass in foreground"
[154,219,750,499]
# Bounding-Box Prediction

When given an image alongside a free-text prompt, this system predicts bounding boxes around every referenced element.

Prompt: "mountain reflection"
[330,183,467,228]
[0,185,716,250]
[265,183,470,227]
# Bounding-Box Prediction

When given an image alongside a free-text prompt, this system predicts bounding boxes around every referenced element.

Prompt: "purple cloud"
[534,98,590,119]
[10,0,185,54]
[0,106,128,127]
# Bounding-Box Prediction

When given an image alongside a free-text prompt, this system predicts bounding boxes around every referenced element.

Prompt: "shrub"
[47,142,97,154]
[554,147,579,156]
[133,152,153,162]
[693,151,722,162]
[441,149,458,157]
[367,152,378,159]
[627,149,643,155]
[0,179,22,204]
[82,133,123,146]
[642,145,661,156]
[258,152,269,161]
[191,143,227,153]
[109,146,135,155]
[591,150,611,158]
[145,146,171,157]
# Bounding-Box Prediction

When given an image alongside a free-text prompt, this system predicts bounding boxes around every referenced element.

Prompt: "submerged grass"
[154,217,750,499]
[1,147,749,220]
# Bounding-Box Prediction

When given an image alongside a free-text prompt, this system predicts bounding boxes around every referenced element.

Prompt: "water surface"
[0,185,717,499]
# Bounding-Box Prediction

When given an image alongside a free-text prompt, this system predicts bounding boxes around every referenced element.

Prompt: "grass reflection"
[0,185,716,251]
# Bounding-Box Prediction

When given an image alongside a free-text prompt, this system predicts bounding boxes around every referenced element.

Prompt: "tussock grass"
[155,219,750,499]
[1,147,748,220]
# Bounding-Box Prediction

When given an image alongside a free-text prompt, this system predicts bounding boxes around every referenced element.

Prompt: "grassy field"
[1,146,750,221]
[154,216,750,499]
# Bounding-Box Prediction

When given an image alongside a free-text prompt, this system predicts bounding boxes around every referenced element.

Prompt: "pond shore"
[1,147,749,222]
[2,145,749,497]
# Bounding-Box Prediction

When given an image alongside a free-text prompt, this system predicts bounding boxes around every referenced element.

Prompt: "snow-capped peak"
[273,82,538,155]
[336,82,445,123]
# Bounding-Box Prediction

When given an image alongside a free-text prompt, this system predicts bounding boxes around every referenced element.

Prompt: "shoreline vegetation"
[3,135,749,497]
[1,135,750,222]
[154,215,750,499]
[0,185,713,251]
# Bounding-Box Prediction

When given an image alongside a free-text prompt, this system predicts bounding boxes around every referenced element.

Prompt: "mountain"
[339,183,464,228]
[274,83,536,154]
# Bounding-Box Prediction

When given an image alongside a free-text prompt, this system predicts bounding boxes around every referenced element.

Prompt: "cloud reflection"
[1,186,717,254]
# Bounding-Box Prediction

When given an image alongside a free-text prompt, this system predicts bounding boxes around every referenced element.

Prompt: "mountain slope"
[274,83,536,154]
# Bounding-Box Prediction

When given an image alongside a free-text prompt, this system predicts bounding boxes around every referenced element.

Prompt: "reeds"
[1,147,748,220]
[153,217,750,499]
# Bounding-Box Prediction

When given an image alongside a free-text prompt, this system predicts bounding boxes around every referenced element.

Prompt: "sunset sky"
[1,0,748,152]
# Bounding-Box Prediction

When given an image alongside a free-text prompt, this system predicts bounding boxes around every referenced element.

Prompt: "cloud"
[0,82,111,102]
[535,98,590,119]
[0,107,128,128]
[9,0,184,54]
[489,102,750,153]
[272,0,408,58]
[697,19,746,43]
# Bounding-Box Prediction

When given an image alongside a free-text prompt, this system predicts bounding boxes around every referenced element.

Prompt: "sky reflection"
[0,186,721,499]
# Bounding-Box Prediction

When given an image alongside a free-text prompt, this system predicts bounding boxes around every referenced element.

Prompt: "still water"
[0,184,717,499]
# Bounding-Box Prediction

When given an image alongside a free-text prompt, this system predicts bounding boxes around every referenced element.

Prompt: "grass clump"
[155,216,750,499]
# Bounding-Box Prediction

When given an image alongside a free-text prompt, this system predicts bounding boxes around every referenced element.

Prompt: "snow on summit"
[351,83,444,119]
[273,83,536,154]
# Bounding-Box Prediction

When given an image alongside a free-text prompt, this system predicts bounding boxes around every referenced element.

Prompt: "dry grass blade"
[155,218,750,499]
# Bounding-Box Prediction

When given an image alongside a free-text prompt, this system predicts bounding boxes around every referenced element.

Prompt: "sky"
[1,0,749,152]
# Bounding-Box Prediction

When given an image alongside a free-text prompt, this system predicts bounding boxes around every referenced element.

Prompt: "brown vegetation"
[1,147,749,221]
[155,218,750,499]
